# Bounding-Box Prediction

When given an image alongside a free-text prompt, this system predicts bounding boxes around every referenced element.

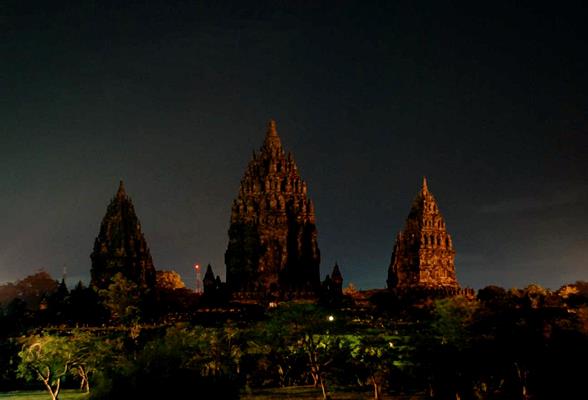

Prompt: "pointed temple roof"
[231,120,316,225]
[331,263,343,285]
[116,180,127,199]
[204,264,215,282]
[387,178,459,290]
[90,182,156,291]
[407,176,442,226]
[263,119,282,151]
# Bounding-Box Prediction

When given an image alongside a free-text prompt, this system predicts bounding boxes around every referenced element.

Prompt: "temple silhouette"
[89,121,471,304]
[90,181,156,293]
[225,120,321,301]
[387,177,472,298]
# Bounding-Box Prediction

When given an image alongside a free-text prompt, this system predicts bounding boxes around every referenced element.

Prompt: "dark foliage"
[2,280,587,399]
[92,367,240,400]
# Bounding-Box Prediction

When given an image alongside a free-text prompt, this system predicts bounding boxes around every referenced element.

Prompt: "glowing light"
[327,315,335,322]
[194,263,203,294]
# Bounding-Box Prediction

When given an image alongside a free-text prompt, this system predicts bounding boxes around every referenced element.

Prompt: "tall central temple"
[225,120,320,300]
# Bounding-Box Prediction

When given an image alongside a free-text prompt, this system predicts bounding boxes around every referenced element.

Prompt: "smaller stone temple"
[387,178,460,292]
[322,263,343,297]
[90,181,156,292]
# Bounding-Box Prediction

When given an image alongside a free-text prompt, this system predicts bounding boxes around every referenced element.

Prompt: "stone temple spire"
[90,182,156,292]
[116,180,126,199]
[226,120,320,300]
[203,264,216,295]
[330,263,343,295]
[387,178,458,290]
[263,119,283,152]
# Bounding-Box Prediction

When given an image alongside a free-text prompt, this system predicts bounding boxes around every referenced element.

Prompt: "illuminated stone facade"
[387,178,459,290]
[90,181,156,292]
[225,120,320,299]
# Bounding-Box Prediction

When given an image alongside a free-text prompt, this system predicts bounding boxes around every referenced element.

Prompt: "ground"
[0,387,425,400]
[0,391,88,400]
[241,386,424,399]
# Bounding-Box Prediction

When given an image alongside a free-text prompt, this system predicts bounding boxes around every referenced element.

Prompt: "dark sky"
[1,1,587,290]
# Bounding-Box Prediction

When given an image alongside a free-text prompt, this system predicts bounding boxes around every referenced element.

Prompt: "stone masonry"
[387,178,459,290]
[225,120,320,299]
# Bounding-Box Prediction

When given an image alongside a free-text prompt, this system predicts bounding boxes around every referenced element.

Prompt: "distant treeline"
[1,271,588,399]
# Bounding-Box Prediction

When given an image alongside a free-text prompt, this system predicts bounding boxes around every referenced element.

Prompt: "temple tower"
[203,264,216,296]
[90,181,156,292]
[387,178,459,290]
[330,263,343,296]
[225,120,320,299]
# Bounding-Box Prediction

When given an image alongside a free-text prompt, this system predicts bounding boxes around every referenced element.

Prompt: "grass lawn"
[0,390,89,400]
[241,385,424,399]
[1,387,424,400]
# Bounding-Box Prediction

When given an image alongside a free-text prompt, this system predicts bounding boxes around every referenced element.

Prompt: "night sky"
[1,1,587,290]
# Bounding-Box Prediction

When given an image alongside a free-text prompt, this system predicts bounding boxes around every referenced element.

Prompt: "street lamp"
[194,263,203,294]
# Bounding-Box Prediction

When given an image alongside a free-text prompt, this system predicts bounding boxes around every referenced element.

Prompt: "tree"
[17,335,75,400]
[0,282,18,307]
[156,270,186,291]
[263,303,342,399]
[90,326,242,400]
[67,330,103,393]
[432,296,478,348]
[1,298,28,335]
[66,281,105,324]
[0,338,21,391]
[415,296,479,399]
[190,326,244,379]
[521,284,550,309]
[0,271,59,310]
[99,273,141,324]
[345,330,413,399]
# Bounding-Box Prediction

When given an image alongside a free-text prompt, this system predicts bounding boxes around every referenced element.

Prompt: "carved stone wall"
[90,181,156,292]
[387,178,459,290]
[225,121,320,299]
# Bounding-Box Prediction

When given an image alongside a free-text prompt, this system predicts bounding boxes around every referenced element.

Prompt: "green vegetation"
[2,272,588,399]
[0,390,88,400]
[0,388,418,400]
[241,385,419,399]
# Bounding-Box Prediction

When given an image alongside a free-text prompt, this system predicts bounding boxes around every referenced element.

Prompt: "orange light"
[194,264,200,270]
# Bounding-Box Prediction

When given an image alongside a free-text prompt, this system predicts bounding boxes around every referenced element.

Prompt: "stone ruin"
[90,181,156,293]
[387,178,466,297]
[225,120,320,301]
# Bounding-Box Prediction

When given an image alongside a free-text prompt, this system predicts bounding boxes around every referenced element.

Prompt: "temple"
[387,178,459,292]
[321,263,344,299]
[225,120,320,300]
[90,181,157,292]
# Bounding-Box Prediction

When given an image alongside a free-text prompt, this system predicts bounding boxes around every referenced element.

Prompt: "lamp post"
[194,264,203,294]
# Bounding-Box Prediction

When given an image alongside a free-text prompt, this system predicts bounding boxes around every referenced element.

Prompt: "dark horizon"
[1,1,587,290]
